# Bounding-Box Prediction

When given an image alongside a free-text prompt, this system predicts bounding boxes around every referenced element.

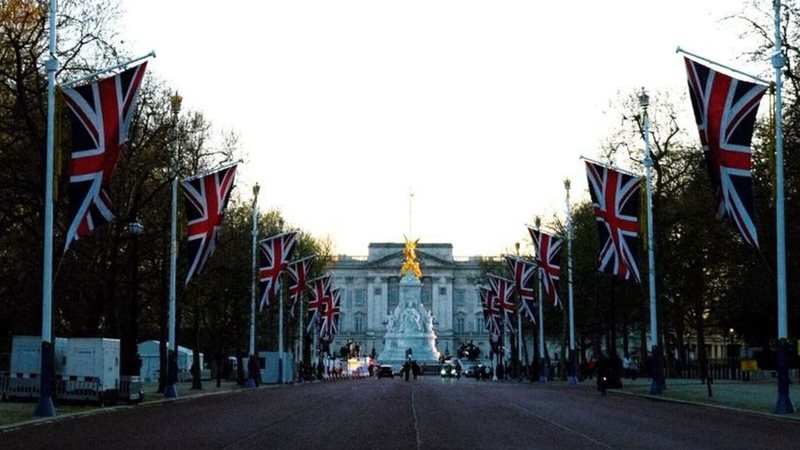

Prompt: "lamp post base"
[649,345,663,395]
[164,383,178,399]
[568,350,578,386]
[34,395,56,417]
[775,338,795,414]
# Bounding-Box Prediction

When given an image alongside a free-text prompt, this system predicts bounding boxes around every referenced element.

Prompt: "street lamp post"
[772,0,795,415]
[35,0,58,418]
[639,88,663,395]
[535,217,547,384]
[122,218,144,381]
[247,183,260,388]
[165,93,182,399]
[564,179,577,386]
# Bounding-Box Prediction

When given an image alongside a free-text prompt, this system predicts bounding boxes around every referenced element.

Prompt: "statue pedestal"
[378,274,440,369]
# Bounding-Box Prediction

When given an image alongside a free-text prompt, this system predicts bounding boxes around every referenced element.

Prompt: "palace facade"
[329,242,492,360]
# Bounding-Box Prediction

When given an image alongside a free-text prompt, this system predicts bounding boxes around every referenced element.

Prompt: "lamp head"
[638,87,650,109]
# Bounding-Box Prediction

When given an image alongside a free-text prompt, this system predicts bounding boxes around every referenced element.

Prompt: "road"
[2,377,800,449]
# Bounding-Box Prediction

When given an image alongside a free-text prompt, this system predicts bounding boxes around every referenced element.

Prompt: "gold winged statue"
[400,235,422,278]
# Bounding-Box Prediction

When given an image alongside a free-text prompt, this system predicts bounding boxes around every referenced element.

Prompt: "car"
[440,363,459,378]
[463,364,480,378]
[376,365,394,379]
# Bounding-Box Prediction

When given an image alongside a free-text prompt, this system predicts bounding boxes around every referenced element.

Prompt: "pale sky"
[118,0,764,257]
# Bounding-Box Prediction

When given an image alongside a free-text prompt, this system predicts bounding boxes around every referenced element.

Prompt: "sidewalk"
[612,377,800,419]
[0,380,245,428]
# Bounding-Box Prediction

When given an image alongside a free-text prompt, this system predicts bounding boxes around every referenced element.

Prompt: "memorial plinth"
[378,273,440,368]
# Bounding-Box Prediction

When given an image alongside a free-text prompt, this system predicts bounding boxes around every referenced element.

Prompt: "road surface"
[2,377,799,449]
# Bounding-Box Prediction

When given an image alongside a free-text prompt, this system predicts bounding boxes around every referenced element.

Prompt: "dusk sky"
[119,0,763,257]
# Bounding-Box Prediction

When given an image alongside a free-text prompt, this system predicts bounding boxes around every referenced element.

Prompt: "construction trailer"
[1,336,141,405]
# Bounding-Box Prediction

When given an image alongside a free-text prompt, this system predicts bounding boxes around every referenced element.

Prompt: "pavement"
[609,376,800,418]
[0,380,252,429]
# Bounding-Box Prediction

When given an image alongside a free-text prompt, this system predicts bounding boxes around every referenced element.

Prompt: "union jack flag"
[684,56,766,247]
[306,274,332,333]
[320,287,341,341]
[286,255,316,318]
[488,275,515,331]
[61,62,148,251]
[585,161,641,282]
[258,231,298,310]
[181,165,237,285]
[478,284,500,341]
[505,256,536,323]
[528,227,563,307]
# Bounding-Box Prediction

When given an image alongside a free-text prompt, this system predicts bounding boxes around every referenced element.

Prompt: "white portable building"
[137,340,203,383]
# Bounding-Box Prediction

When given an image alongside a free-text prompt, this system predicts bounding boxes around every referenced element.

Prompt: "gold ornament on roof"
[400,235,422,278]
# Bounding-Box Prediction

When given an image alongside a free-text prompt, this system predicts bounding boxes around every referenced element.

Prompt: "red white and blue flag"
[258,231,298,310]
[61,62,148,250]
[181,164,237,285]
[478,285,500,341]
[585,161,642,282]
[320,287,341,341]
[684,56,766,248]
[306,274,332,333]
[286,255,316,318]
[488,275,515,331]
[505,256,536,323]
[528,227,563,307]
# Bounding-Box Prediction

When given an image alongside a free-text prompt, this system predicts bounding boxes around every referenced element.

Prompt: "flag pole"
[772,0,795,414]
[246,184,260,388]
[279,272,285,384]
[639,88,663,395]
[60,51,156,89]
[676,46,769,85]
[579,155,640,178]
[565,178,578,386]
[535,219,547,383]
[34,0,58,418]
[164,93,181,399]
[298,288,304,381]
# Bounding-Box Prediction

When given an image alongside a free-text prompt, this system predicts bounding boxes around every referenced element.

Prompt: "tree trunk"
[696,309,707,384]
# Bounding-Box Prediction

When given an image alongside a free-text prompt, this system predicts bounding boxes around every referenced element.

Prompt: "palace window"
[455,313,466,334]
[354,312,365,333]
[454,289,465,309]
[354,289,366,308]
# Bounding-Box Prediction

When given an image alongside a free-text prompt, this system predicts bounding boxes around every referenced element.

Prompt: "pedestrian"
[412,360,420,379]
[403,360,411,381]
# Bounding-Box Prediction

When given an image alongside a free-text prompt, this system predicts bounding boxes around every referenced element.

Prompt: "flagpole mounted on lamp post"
[639,88,663,395]
[165,92,182,399]
[772,0,795,414]
[564,178,578,387]
[534,217,547,384]
[247,183,260,388]
[35,0,58,417]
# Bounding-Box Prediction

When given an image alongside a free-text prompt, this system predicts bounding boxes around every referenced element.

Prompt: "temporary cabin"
[61,337,120,404]
[137,340,203,382]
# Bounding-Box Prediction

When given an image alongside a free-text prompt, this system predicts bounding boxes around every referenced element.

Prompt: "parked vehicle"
[376,365,394,379]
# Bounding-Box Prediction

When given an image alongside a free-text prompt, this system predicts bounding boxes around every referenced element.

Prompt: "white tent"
[137,340,203,383]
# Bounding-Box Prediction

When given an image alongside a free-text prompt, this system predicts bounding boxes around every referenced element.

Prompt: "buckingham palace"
[329,242,492,360]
